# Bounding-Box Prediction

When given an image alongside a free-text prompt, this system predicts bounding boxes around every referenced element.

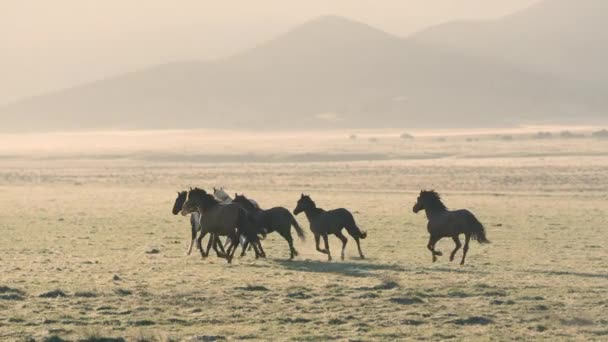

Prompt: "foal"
[293,194,367,261]
[413,190,490,265]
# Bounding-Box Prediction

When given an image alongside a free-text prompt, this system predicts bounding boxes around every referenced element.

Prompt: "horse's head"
[172,191,188,215]
[180,188,208,216]
[413,190,446,213]
[232,193,250,207]
[294,193,315,215]
[213,187,231,201]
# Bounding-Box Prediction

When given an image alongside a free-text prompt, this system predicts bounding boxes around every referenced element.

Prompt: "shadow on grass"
[418,266,491,275]
[273,259,405,277]
[524,269,608,279]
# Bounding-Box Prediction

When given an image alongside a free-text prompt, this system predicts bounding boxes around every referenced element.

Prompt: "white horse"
[213,187,260,208]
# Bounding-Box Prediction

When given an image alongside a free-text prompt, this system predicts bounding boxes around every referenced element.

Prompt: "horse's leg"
[256,240,266,258]
[279,229,296,259]
[250,240,261,259]
[322,233,332,261]
[198,231,208,258]
[223,236,232,250]
[427,236,441,262]
[244,235,253,251]
[211,235,226,259]
[334,231,348,260]
[213,235,231,263]
[225,234,239,263]
[450,236,462,262]
[460,233,471,265]
[187,228,197,256]
[240,239,249,257]
[354,236,365,259]
[314,233,327,255]
[215,236,227,258]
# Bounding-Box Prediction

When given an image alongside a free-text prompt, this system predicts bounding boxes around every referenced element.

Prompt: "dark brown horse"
[293,194,367,261]
[180,188,264,262]
[233,193,305,259]
[413,190,490,265]
[172,190,202,256]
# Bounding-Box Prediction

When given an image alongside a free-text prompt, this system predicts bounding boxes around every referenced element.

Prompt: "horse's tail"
[469,214,490,244]
[290,215,305,241]
[343,209,367,239]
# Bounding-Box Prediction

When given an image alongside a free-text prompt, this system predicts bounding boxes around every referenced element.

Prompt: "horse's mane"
[189,188,219,207]
[421,190,447,211]
[234,194,255,210]
[300,195,318,209]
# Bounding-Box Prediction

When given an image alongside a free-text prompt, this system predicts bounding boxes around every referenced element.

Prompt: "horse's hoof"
[360,255,365,260]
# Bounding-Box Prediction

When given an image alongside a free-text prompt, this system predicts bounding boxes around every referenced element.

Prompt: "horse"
[413,190,490,265]
[172,190,201,256]
[214,187,260,208]
[293,194,367,261]
[172,188,224,257]
[181,188,265,262]
[213,187,261,250]
[233,193,305,259]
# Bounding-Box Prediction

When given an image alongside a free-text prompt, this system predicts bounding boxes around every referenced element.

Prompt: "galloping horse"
[172,190,201,256]
[213,187,260,250]
[233,193,305,259]
[413,190,490,265]
[180,188,265,262]
[293,194,367,261]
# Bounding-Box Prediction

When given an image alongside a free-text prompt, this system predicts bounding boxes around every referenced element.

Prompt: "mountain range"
[2,0,606,131]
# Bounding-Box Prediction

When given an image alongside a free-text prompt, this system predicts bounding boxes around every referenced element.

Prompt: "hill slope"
[1,5,606,132]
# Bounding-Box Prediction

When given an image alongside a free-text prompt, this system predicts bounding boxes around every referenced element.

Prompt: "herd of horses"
[172,187,490,264]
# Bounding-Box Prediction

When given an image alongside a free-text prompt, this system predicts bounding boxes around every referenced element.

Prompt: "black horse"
[293,194,367,261]
[413,190,490,265]
[173,188,225,257]
[173,190,202,256]
[233,194,305,259]
[181,188,265,262]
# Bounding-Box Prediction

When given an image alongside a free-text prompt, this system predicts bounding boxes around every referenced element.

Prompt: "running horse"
[413,190,490,265]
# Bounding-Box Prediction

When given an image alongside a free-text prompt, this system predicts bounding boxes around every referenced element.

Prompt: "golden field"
[1,129,607,341]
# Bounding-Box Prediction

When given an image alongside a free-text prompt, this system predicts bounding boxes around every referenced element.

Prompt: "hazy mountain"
[411,0,608,85]
[1,1,606,132]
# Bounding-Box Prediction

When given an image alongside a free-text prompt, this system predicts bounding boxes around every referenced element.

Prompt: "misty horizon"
[2,0,606,132]
[2,0,539,105]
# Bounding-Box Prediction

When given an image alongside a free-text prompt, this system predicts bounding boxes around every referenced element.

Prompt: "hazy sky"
[1,0,538,105]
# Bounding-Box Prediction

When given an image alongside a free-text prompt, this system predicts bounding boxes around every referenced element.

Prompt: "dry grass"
[0,130,607,341]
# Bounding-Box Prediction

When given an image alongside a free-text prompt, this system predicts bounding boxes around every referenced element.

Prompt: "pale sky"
[1,0,538,105]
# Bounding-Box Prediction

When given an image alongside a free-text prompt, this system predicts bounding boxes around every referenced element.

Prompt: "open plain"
[1,129,607,341]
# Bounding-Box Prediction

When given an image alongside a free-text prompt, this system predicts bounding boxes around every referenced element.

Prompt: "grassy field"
[1,129,607,341]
